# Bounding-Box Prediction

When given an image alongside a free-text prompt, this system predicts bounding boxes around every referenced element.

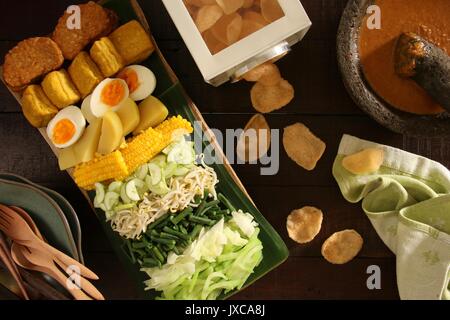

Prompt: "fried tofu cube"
[41,70,81,109]
[90,37,124,77]
[21,85,59,128]
[109,20,154,65]
[68,52,104,98]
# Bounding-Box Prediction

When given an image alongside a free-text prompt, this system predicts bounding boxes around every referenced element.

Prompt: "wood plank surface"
[0,0,447,300]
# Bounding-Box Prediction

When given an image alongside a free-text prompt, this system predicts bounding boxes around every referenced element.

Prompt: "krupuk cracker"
[251,79,294,113]
[321,230,363,264]
[287,206,323,244]
[283,123,326,171]
[236,114,271,162]
[342,148,385,175]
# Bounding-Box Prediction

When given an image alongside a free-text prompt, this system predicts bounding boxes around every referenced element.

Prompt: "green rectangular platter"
[88,0,289,300]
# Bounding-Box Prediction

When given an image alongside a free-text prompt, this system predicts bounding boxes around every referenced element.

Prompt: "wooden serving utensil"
[0,204,98,280]
[8,206,92,281]
[0,205,104,300]
[0,231,29,300]
[11,243,93,300]
[9,206,44,240]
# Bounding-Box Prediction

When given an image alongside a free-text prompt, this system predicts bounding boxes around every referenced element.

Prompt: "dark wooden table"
[1,0,448,300]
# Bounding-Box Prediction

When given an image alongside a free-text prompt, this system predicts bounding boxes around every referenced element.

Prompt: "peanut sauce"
[359,0,450,115]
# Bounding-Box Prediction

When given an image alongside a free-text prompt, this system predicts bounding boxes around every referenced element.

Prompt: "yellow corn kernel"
[121,127,165,173]
[155,115,193,140]
[73,151,128,190]
[122,116,193,173]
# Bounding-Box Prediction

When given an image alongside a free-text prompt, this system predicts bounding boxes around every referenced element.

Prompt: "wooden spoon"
[8,206,91,280]
[0,233,29,300]
[11,243,92,300]
[9,206,44,240]
[0,205,98,280]
[1,206,104,299]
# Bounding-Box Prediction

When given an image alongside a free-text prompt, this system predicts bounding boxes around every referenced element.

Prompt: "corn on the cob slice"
[73,150,129,190]
[122,116,193,173]
[155,115,193,139]
[121,127,164,174]
[73,116,193,190]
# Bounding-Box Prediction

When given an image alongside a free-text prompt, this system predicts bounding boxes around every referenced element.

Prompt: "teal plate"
[0,173,83,263]
[0,179,79,260]
[75,0,290,300]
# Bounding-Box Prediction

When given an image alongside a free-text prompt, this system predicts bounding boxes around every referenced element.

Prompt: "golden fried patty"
[3,37,64,91]
[52,1,118,60]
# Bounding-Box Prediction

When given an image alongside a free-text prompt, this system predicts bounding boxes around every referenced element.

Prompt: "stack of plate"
[0,173,83,263]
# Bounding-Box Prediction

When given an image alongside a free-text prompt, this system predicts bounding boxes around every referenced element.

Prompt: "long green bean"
[218,193,236,212]
[171,207,193,225]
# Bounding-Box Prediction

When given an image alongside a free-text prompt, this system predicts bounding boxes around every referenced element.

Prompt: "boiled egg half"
[88,78,129,119]
[47,106,86,149]
[81,95,96,124]
[117,65,156,101]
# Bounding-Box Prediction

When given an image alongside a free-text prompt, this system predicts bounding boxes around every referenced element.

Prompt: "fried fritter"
[109,20,155,65]
[21,85,59,128]
[3,37,64,91]
[52,1,118,60]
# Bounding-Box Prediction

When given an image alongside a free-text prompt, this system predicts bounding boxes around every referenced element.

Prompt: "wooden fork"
[0,205,98,280]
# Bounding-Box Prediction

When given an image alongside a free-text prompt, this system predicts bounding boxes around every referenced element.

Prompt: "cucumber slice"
[104,192,120,211]
[136,164,148,180]
[148,179,171,196]
[120,183,131,204]
[167,144,195,165]
[164,162,178,178]
[150,155,167,167]
[125,180,141,202]
[105,210,115,221]
[145,175,153,190]
[147,163,162,185]
[114,203,136,211]
[173,166,191,177]
[134,178,148,197]
[94,183,105,208]
[107,181,123,193]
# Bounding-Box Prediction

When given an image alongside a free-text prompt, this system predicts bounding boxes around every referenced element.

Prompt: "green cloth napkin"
[332,134,450,300]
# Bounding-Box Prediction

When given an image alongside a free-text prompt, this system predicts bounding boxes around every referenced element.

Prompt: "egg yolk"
[118,69,139,93]
[101,80,126,107]
[52,119,76,145]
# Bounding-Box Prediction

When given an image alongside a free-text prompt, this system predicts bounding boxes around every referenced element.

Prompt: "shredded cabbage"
[142,213,263,300]
[230,210,259,238]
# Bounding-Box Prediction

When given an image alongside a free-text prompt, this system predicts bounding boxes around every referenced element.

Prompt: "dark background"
[1,0,448,299]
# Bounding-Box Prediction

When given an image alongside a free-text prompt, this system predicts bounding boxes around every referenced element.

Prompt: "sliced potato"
[58,146,78,171]
[74,117,103,163]
[97,111,124,155]
[58,117,103,169]
[133,96,169,135]
[116,98,140,136]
